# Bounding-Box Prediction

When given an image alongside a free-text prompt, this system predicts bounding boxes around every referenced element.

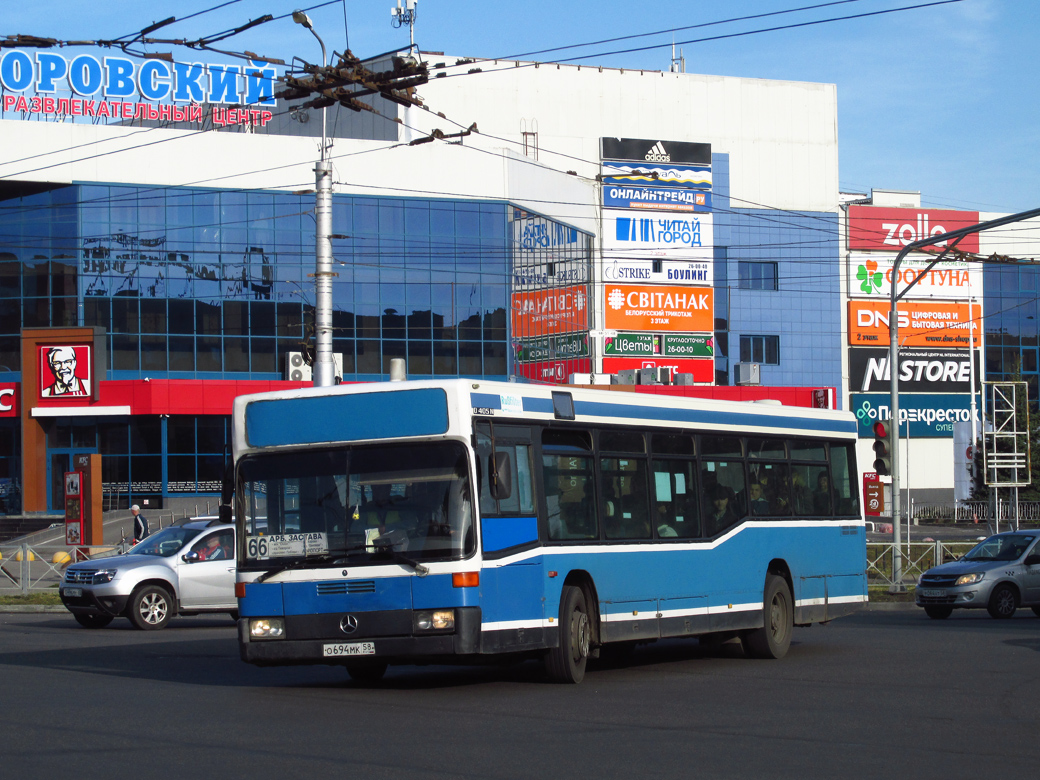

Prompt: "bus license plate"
[323,642,375,657]
[63,588,82,597]
[919,588,946,598]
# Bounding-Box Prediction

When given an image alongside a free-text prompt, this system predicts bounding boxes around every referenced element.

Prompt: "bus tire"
[345,659,388,683]
[741,574,793,660]
[544,585,591,684]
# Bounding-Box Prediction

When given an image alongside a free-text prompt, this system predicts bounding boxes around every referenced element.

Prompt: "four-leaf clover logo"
[856,261,882,294]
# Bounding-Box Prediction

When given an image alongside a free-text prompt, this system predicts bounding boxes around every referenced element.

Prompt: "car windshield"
[237,440,474,570]
[963,534,1036,562]
[128,526,202,557]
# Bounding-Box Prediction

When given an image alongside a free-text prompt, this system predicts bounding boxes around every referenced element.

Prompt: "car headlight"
[249,618,285,639]
[413,610,455,632]
[92,569,117,584]
[955,572,985,586]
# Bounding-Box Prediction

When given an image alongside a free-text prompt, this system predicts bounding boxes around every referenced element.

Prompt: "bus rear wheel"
[544,585,590,684]
[741,574,793,659]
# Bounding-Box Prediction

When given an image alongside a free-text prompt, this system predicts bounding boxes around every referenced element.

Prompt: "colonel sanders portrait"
[42,346,90,397]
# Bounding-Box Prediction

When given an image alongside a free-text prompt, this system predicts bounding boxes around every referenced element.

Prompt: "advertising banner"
[849,253,980,300]
[604,285,713,332]
[515,333,589,363]
[0,383,16,417]
[848,206,980,254]
[847,300,980,348]
[515,359,592,383]
[849,347,979,393]
[601,161,711,191]
[603,185,711,213]
[851,393,980,438]
[601,138,711,165]
[602,356,714,383]
[38,344,92,401]
[603,333,715,358]
[511,285,588,337]
[602,210,713,283]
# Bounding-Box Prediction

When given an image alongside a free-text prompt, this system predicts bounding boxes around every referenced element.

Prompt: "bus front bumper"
[238,606,482,666]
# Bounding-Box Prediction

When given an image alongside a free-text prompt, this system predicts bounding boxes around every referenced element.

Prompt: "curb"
[0,605,68,613]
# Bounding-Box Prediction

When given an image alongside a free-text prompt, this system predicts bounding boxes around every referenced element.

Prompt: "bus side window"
[600,457,651,540]
[830,443,860,516]
[495,444,534,515]
[543,453,597,541]
[652,459,699,538]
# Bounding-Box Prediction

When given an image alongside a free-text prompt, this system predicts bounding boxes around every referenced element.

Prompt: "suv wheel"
[128,585,174,630]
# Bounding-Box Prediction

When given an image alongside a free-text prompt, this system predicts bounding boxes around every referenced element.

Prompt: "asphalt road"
[2,608,1039,779]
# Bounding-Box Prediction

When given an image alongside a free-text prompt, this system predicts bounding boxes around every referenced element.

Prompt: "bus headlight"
[413,610,454,632]
[249,618,285,639]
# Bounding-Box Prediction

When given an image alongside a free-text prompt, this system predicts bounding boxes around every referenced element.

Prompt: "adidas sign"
[644,142,670,162]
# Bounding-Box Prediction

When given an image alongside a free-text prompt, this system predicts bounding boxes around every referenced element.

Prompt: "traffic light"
[872,420,894,476]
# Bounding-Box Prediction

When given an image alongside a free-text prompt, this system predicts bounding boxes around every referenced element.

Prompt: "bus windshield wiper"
[372,541,429,577]
[255,544,369,583]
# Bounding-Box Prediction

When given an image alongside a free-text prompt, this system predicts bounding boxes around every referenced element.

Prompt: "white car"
[59,518,236,630]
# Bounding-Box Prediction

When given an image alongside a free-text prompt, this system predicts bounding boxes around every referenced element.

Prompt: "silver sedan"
[916,532,1040,619]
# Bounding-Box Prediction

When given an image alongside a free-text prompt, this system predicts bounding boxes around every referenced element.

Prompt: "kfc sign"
[849,206,979,254]
[0,383,17,417]
[38,345,92,401]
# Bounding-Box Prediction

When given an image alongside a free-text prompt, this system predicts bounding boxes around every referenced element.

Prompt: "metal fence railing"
[867,541,977,588]
[902,500,1040,525]
[0,542,121,596]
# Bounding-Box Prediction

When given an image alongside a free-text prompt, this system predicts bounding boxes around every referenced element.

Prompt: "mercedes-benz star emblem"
[340,615,358,634]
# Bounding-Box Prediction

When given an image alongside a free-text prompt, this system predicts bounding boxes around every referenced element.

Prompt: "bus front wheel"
[741,574,793,659]
[544,585,591,684]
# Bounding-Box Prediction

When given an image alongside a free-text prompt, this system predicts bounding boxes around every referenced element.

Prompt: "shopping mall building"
[0,48,1034,517]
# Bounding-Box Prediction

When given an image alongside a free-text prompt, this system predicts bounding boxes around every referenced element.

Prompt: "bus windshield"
[237,440,474,570]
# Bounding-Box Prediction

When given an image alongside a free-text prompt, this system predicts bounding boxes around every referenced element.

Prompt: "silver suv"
[916,532,1040,619]
[59,518,236,630]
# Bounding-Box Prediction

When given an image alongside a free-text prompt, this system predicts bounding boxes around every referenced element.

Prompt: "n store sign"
[848,300,980,348]
[848,206,980,254]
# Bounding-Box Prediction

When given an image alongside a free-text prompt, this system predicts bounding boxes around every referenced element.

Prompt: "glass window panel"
[46,422,71,448]
[701,459,745,535]
[251,301,276,336]
[790,441,827,461]
[130,419,161,454]
[251,338,276,373]
[700,435,742,458]
[197,416,226,453]
[52,297,77,327]
[23,298,49,328]
[112,334,139,371]
[141,336,167,372]
[830,443,860,517]
[652,459,700,538]
[167,417,196,454]
[196,301,221,333]
[0,257,19,297]
[277,302,303,337]
[483,341,506,377]
[543,453,596,541]
[600,457,650,540]
[112,298,139,333]
[130,455,162,493]
[747,438,786,459]
[169,337,194,372]
[197,454,225,491]
[223,301,248,336]
[98,423,129,454]
[167,456,196,491]
[83,298,110,330]
[651,433,695,456]
[224,337,249,372]
[196,336,222,372]
[600,430,645,453]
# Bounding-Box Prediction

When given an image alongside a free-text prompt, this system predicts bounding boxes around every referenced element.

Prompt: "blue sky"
[4,0,1035,214]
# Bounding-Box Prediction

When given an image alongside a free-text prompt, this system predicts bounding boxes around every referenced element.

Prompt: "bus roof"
[231,379,858,457]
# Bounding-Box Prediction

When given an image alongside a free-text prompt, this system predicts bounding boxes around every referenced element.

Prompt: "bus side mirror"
[489,452,513,501]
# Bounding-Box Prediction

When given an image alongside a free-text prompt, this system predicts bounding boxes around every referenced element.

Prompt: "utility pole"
[292,10,335,387]
[281,12,429,386]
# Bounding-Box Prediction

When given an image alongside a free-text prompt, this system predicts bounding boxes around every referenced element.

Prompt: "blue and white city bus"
[229,379,865,683]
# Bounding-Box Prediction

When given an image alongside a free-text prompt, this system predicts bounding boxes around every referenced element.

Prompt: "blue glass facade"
[0,185,541,380]
[984,263,1040,405]
[710,155,842,396]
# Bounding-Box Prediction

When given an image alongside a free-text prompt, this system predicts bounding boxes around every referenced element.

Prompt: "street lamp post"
[293,10,336,387]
